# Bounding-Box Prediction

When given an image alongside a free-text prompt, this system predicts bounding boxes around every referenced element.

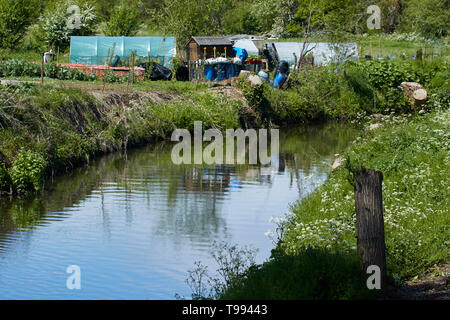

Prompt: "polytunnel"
[69,36,177,67]
[271,42,359,66]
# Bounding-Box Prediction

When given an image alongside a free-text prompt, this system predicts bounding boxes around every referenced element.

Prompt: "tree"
[289,0,369,36]
[0,0,39,48]
[38,0,97,50]
[102,0,142,37]
[379,0,406,33]
[271,0,300,37]
[400,0,449,38]
[158,0,232,50]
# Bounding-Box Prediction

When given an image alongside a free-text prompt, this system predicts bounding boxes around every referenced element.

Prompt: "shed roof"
[190,36,232,46]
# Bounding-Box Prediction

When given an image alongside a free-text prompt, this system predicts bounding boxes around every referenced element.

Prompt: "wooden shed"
[185,36,233,61]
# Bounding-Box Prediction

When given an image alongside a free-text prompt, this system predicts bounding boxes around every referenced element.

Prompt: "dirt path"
[383,264,449,300]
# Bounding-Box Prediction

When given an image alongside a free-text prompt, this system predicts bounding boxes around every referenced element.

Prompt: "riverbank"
[0,58,448,196]
[217,106,449,299]
[0,84,240,195]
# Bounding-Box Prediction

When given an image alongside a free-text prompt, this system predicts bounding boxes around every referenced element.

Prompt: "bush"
[0,164,11,191]
[0,0,38,48]
[221,249,374,300]
[9,149,47,193]
[151,92,241,132]
[103,0,141,36]
[343,59,449,112]
[37,0,98,50]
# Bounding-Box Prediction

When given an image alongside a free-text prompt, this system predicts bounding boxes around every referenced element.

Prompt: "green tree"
[158,0,232,50]
[0,0,39,48]
[401,0,449,38]
[103,0,142,36]
[288,0,368,35]
[38,0,98,50]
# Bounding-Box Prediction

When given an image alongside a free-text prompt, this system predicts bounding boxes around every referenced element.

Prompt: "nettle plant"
[9,149,47,193]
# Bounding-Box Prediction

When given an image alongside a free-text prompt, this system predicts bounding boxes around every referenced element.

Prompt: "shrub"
[221,249,374,300]
[37,0,98,50]
[0,164,11,191]
[0,0,38,49]
[151,92,240,132]
[102,0,141,37]
[9,149,47,193]
[343,59,449,113]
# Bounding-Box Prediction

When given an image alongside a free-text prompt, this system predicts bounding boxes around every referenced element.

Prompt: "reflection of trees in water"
[0,122,358,251]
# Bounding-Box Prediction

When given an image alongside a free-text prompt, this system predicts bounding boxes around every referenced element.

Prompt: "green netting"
[69,36,176,67]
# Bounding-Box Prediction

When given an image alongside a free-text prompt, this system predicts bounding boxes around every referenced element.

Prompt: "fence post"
[354,168,387,289]
[40,53,44,85]
[188,61,192,81]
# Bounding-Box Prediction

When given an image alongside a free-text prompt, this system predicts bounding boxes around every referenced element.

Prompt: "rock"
[248,75,263,87]
[332,156,346,172]
[239,70,251,79]
[369,123,382,131]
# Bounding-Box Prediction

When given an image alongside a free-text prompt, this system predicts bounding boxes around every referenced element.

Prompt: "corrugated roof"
[191,36,232,46]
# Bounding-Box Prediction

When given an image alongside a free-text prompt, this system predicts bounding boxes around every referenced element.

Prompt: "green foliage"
[37,0,98,50]
[183,242,258,300]
[221,249,374,300]
[238,59,448,126]
[239,67,362,125]
[0,0,39,49]
[9,149,47,193]
[281,108,450,280]
[344,59,449,112]
[0,84,240,194]
[157,0,233,49]
[290,0,365,35]
[103,0,142,36]
[0,60,98,81]
[400,0,449,38]
[151,92,240,132]
[0,164,11,191]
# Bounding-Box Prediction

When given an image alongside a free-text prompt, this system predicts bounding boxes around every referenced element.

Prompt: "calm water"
[0,123,357,299]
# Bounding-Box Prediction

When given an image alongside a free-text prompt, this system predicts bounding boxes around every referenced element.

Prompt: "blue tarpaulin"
[69,36,176,67]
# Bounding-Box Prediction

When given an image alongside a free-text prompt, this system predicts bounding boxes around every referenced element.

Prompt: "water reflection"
[0,122,358,299]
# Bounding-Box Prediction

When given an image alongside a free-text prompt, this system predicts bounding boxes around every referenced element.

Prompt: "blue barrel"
[225,63,232,79]
[273,73,288,89]
[204,65,217,81]
[216,63,226,81]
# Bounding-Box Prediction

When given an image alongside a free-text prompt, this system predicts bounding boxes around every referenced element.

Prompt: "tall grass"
[280,107,450,280]
[0,85,241,195]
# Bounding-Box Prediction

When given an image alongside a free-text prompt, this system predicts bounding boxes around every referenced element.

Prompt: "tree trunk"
[354,168,387,288]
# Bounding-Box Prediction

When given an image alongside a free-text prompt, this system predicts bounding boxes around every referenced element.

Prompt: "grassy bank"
[239,58,448,125]
[215,107,448,300]
[281,107,449,280]
[0,84,240,195]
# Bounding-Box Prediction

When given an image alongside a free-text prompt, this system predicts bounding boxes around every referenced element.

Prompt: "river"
[0,123,358,299]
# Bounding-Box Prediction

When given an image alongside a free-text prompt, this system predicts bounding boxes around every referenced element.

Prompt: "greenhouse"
[270,42,359,66]
[69,36,177,67]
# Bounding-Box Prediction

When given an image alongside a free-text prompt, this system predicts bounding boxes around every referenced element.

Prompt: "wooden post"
[40,53,44,85]
[354,168,387,288]
[188,61,192,81]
